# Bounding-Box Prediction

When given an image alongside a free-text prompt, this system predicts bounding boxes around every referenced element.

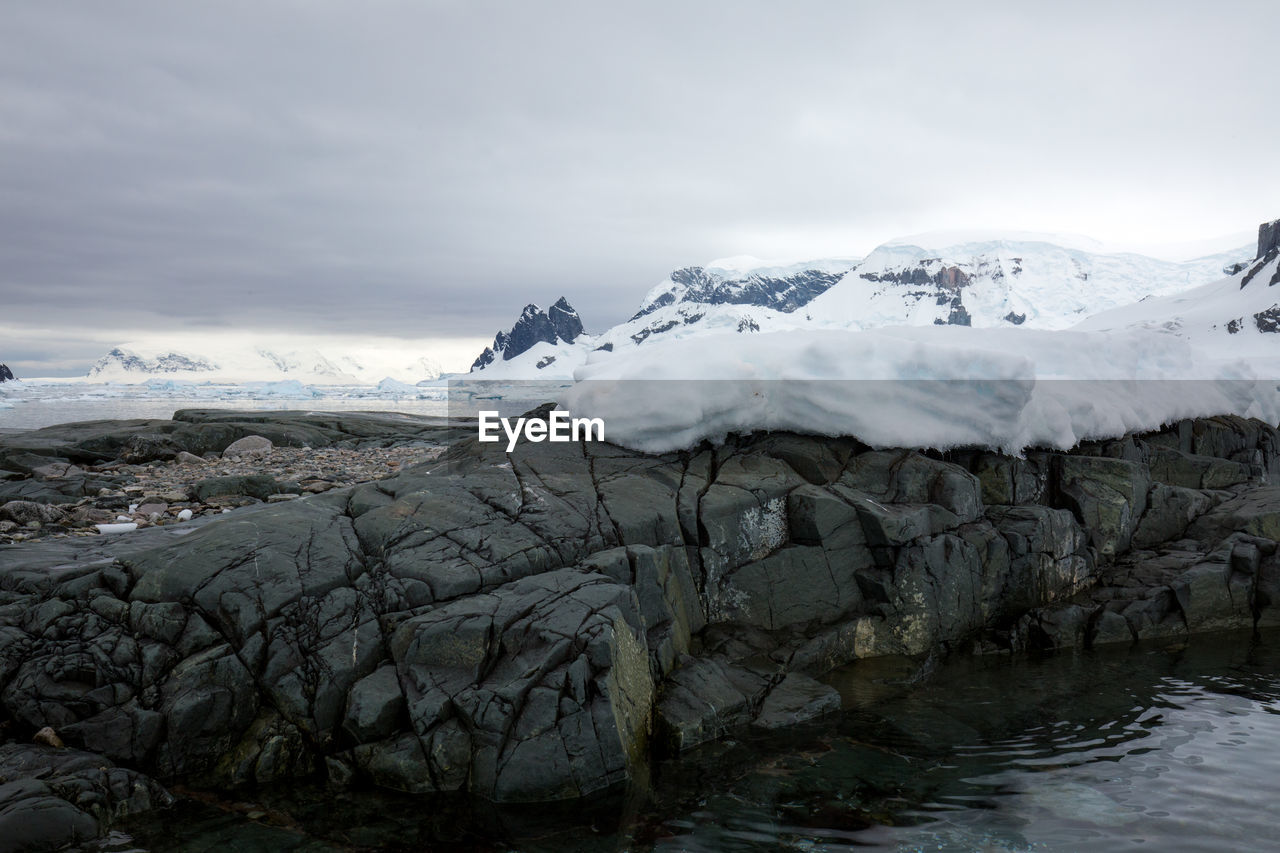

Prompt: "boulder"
[191,474,298,501]
[0,501,64,526]
[223,435,273,458]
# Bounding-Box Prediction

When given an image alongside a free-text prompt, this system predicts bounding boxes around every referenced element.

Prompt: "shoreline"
[0,407,1277,848]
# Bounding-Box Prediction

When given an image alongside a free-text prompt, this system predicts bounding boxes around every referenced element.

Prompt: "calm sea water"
[110,629,1280,852]
[0,395,449,430]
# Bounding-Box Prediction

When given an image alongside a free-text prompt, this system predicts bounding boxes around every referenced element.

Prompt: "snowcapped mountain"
[470,297,585,372]
[472,229,1252,378]
[1075,218,1280,369]
[89,348,217,377]
[805,232,1248,331]
[561,221,1280,454]
[631,257,858,319]
[84,343,445,385]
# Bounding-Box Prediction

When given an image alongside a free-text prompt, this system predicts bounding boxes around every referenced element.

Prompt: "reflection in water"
[117,630,1280,852]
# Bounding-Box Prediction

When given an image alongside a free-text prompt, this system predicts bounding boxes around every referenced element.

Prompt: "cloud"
[1,0,1277,376]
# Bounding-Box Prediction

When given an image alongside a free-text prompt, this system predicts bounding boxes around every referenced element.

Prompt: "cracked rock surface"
[0,409,1277,820]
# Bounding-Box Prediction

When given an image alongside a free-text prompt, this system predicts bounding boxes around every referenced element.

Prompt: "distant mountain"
[470,297,584,371]
[89,348,217,377]
[471,229,1253,379]
[84,344,443,384]
[631,258,856,319]
[0,364,14,382]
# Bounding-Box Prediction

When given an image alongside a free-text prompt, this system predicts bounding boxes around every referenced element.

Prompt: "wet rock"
[655,657,769,753]
[1170,561,1254,633]
[751,673,841,730]
[0,743,171,847]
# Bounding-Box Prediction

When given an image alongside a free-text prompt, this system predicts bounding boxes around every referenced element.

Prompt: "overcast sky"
[2,1,1278,376]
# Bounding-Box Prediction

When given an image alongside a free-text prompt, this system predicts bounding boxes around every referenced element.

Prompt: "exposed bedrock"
[0,412,1277,806]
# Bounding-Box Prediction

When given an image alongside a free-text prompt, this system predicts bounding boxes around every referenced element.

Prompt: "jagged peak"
[470,298,588,372]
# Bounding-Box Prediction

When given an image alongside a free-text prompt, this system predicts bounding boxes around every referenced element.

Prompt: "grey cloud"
[1,1,1278,375]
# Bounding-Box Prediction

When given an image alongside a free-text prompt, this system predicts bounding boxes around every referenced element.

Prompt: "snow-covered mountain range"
[85,343,445,385]
[473,228,1253,378]
[560,221,1280,454]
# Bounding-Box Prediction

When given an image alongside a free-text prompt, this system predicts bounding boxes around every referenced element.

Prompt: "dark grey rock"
[344,665,407,743]
[1132,483,1214,548]
[0,501,64,526]
[191,474,297,501]
[654,657,769,753]
[751,673,841,730]
[0,409,1276,806]
[1187,486,1280,542]
[1259,217,1280,259]
[1056,455,1149,558]
[0,743,171,849]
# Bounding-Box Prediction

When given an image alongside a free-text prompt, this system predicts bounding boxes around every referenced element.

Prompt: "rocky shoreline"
[0,407,1277,848]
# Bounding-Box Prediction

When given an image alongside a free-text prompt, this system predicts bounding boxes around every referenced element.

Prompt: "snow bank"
[560,326,1280,454]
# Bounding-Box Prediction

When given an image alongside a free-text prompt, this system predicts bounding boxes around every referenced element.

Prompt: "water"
[113,629,1280,852]
[0,388,449,430]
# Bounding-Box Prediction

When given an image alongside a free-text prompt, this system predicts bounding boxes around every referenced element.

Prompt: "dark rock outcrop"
[864,262,980,327]
[1255,305,1280,333]
[0,365,13,383]
[1259,218,1280,259]
[0,743,172,847]
[0,410,1276,812]
[631,266,848,321]
[471,298,585,371]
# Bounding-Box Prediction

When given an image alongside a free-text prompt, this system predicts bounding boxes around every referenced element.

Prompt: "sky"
[1,0,1278,376]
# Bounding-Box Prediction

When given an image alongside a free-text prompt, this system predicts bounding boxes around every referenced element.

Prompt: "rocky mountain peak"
[0,364,14,382]
[631,263,852,321]
[471,298,585,372]
[88,348,217,377]
[1259,218,1280,259]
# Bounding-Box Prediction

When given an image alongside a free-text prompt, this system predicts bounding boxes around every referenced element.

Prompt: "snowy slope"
[804,234,1249,331]
[1076,249,1280,370]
